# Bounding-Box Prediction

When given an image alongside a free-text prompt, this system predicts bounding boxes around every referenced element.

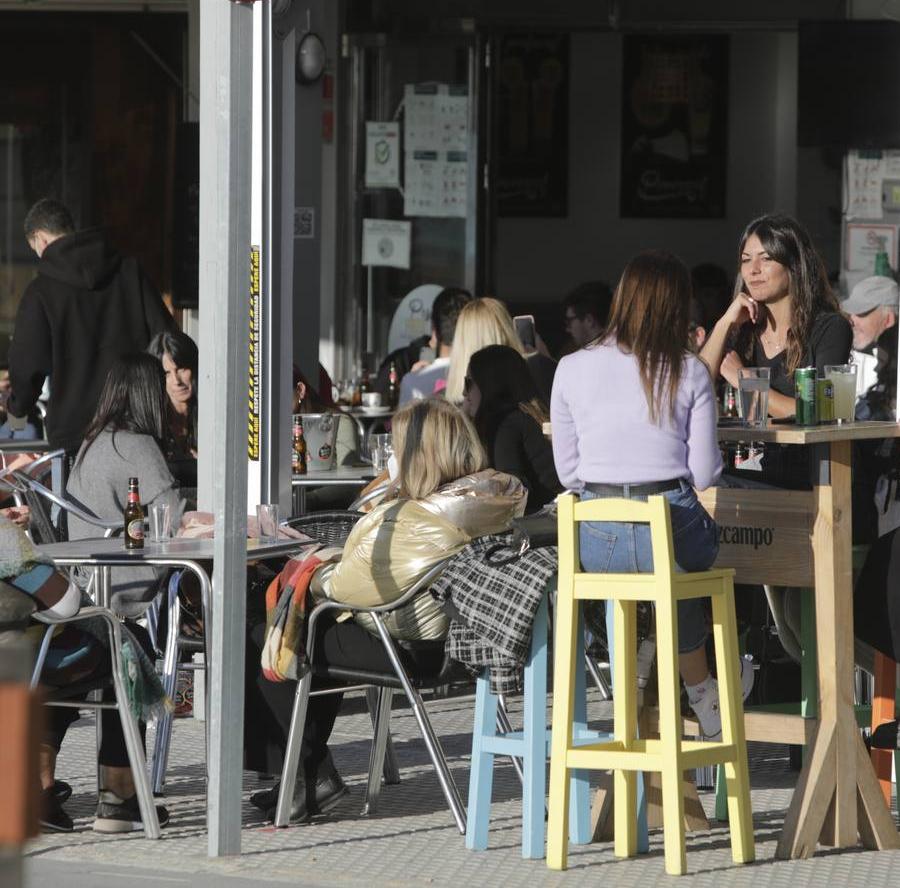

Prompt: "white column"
[198,0,252,857]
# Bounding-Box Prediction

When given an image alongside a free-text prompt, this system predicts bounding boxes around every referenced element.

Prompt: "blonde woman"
[445,297,557,404]
[245,398,526,822]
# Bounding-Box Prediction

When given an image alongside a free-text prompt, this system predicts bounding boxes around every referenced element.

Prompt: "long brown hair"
[734,213,840,374]
[602,250,691,422]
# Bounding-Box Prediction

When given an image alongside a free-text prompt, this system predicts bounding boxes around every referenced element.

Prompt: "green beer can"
[795,366,817,425]
[816,378,834,423]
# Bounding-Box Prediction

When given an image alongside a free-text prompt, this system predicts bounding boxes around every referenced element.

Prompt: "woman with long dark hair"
[700,213,852,421]
[67,354,186,614]
[147,330,198,488]
[551,250,753,740]
[462,344,561,512]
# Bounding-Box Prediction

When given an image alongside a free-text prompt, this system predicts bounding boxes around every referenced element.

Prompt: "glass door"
[337,31,487,375]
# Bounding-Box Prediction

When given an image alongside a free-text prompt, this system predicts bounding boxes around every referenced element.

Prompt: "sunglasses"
[463,375,474,394]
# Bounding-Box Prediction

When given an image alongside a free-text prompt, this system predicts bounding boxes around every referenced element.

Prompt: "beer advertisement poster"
[620,35,728,219]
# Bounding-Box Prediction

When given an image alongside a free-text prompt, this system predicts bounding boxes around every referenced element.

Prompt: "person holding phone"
[700,213,851,424]
[446,298,556,404]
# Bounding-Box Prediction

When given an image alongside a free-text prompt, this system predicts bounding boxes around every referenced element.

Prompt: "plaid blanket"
[430,533,557,694]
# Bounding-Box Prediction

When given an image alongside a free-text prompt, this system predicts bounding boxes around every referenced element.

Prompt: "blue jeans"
[579,480,718,654]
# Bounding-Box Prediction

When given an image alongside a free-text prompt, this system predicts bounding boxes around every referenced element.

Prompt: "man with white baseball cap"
[843,275,900,542]
[842,274,899,397]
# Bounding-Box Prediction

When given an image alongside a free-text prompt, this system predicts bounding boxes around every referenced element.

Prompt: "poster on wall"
[620,35,729,218]
[362,218,412,269]
[845,222,898,272]
[365,121,401,188]
[402,84,469,218]
[496,34,569,218]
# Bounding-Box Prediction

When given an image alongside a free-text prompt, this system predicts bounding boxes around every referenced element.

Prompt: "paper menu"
[402,84,469,217]
[404,150,468,218]
[847,152,884,220]
[404,84,469,152]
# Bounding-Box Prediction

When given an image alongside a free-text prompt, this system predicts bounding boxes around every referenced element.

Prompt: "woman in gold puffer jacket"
[245,398,526,822]
[318,398,526,640]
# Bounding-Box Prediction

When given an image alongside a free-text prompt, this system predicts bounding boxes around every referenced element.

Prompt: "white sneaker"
[689,656,755,742]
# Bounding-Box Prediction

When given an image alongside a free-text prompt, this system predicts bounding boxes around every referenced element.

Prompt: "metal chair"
[347,479,390,512]
[8,470,121,544]
[30,605,161,838]
[150,511,367,794]
[274,554,467,832]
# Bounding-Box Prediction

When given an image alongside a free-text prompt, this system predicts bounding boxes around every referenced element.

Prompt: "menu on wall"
[403,84,469,218]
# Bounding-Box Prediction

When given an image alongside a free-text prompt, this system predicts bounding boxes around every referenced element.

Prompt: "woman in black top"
[701,213,851,418]
[462,344,561,512]
[147,330,198,490]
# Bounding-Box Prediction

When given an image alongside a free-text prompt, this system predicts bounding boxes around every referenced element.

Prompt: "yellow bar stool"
[547,494,755,876]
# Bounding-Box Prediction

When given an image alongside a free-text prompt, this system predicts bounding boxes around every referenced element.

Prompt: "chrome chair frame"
[30,605,161,838]
[274,556,466,832]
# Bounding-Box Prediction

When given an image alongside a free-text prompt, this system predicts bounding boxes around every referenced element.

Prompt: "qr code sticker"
[294,207,315,239]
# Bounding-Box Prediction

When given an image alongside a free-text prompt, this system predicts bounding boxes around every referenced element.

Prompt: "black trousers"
[44,623,151,768]
[855,528,900,662]
[244,612,400,778]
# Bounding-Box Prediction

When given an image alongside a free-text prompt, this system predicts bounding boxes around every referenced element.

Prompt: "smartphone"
[514,314,536,351]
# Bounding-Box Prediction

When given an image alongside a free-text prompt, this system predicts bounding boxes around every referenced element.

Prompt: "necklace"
[760,328,788,352]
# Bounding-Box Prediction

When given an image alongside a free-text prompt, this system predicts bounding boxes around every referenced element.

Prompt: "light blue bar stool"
[466,594,648,857]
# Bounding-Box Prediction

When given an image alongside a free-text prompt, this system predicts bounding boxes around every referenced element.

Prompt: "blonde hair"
[392,399,487,500]
[445,297,524,402]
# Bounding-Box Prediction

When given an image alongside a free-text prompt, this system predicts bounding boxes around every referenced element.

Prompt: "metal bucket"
[299,413,338,472]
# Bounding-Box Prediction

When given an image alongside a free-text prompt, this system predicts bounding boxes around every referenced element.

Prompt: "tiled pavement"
[22,690,900,887]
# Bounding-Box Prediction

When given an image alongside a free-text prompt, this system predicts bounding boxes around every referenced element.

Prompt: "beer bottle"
[124,477,144,550]
[874,250,893,278]
[292,417,307,475]
[387,360,399,408]
[723,384,738,418]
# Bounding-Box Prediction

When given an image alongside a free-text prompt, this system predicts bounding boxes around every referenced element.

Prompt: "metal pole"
[198,0,252,857]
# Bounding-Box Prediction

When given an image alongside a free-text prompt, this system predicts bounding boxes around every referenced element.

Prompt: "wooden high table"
[713,420,900,858]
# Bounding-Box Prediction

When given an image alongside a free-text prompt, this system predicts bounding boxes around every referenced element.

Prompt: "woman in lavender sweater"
[551,250,752,739]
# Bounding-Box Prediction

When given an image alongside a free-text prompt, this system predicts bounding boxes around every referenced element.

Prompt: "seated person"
[147,330,198,492]
[854,527,900,750]
[0,516,167,833]
[66,354,186,616]
[842,276,900,542]
[446,297,557,405]
[462,344,561,513]
[244,398,526,821]
[0,366,40,439]
[561,280,612,353]
[398,287,471,404]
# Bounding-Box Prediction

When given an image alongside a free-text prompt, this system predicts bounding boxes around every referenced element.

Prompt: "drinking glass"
[369,433,393,472]
[149,502,171,543]
[256,504,279,542]
[738,367,771,428]
[825,364,858,422]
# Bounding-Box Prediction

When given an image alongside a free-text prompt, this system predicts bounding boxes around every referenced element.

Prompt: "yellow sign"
[248,246,261,461]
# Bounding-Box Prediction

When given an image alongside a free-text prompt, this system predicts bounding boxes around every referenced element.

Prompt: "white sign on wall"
[364,122,401,188]
[362,218,412,269]
[402,83,469,218]
[845,221,898,272]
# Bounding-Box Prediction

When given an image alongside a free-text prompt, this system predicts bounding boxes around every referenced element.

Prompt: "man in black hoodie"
[8,199,175,456]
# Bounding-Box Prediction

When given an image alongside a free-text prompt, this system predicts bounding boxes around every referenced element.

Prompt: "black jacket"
[8,229,174,452]
[490,410,562,513]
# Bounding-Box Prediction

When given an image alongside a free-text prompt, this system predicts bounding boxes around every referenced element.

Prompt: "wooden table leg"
[776,440,899,858]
